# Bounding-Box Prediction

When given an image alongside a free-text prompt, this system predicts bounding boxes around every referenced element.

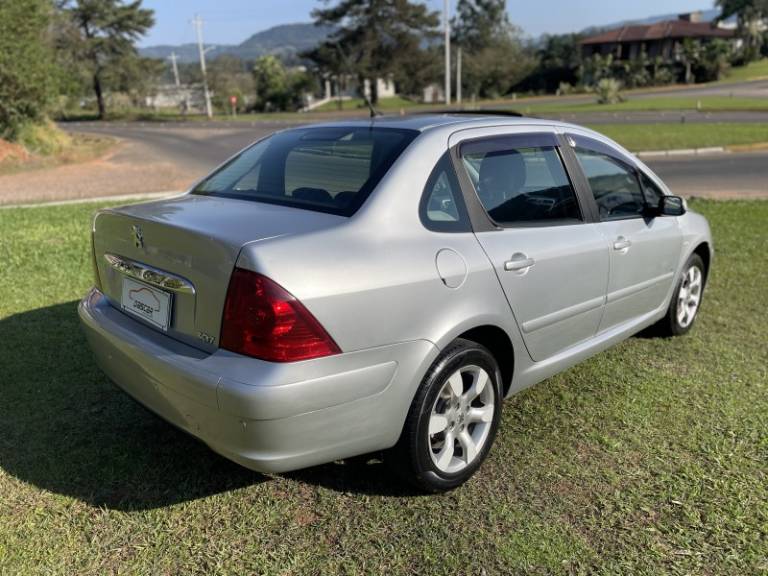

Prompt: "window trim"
[451,133,587,230]
[419,152,472,233]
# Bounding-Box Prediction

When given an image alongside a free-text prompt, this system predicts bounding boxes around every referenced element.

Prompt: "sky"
[138,0,712,47]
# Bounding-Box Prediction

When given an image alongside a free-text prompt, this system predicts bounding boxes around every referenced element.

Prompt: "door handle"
[504,253,535,272]
[613,236,632,251]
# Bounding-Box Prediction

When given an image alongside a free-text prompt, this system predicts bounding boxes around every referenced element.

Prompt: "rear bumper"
[78,288,438,473]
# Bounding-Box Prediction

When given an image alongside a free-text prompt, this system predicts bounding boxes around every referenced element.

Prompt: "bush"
[16,121,72,156]
[594,78,624,104]
[0,0,57,140]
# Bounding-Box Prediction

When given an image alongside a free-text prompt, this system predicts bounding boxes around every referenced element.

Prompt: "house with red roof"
[580,12,736,62]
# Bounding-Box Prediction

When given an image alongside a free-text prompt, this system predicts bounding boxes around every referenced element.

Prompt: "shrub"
[0,0,57,140]
[594,78,624,104]
[16,121,72,156]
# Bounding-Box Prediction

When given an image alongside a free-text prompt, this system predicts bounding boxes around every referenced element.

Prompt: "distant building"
[580,12,737,62]
[421,83,445,104]
[144,84,207,112]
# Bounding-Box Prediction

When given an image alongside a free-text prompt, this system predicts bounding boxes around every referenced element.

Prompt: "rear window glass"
[193,127,418,216]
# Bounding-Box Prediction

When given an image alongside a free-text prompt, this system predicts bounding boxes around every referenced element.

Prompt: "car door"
[450,128,609,362]
[566,132,683,331]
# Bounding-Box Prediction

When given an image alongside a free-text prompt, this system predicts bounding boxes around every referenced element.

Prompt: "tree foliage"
[716,0,768,61]
[252,56,314,111]
[58,0,154,118]
[308,0,439,103]
[0,0,57,139]
[452,0,534,98]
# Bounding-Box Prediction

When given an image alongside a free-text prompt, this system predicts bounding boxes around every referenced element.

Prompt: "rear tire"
[389,338,502,492]
[655,253,706,336]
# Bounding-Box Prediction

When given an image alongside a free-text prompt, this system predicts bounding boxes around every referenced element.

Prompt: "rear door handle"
[613,237,632,251]
[504,253,535,272]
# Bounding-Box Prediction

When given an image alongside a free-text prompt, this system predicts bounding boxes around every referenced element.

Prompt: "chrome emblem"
[132,225,144,249]
[198,331,215,345]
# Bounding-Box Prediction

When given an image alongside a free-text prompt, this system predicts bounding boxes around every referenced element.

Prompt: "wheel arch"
[453,325,516,398]
[692,241,712,283]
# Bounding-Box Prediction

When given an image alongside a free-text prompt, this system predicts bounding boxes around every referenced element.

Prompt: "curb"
[0,190,184,209]
[636,147,726,159]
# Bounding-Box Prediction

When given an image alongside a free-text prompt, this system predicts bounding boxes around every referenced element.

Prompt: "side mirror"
[657,195,686,217]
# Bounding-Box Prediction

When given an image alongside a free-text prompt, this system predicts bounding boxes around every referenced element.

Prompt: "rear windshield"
[192,126,418,216]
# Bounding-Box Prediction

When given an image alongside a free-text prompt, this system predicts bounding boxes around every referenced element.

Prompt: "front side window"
[193,127,418,216]
[640,172,665,207]
[460,140,582,226]
[574,148,645,220]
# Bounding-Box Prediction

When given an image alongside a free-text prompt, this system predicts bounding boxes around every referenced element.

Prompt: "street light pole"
[169,51,180,87]
[192,14,213,119]
[444,0,451,106]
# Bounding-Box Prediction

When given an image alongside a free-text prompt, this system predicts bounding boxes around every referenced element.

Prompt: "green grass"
[311,96,420,112]
[520,96,768,115]
[582,122,768,152]
[0,132,116,176]
[1,200,767,574]
[721,58,768,83]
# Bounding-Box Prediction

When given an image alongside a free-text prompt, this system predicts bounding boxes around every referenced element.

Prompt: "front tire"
[390,338,502,492]
[656,253,706,336]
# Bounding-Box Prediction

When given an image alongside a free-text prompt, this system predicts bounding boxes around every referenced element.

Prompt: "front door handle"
[613,236,632,252]
[504,253,535,272]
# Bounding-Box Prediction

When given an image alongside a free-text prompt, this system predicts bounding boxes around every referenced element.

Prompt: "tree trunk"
[93,71,106,120]
[370,77,379,105]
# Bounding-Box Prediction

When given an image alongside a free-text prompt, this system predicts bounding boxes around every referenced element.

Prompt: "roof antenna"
[332,41,379,119]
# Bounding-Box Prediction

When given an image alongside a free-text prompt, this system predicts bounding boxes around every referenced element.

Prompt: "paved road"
[63,120,767,199]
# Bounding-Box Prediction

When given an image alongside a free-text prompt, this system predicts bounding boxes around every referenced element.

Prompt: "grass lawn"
[520,96,768,115]
[0,133,116,177]
[311,96,420,112]
[582,123,768,152]
[1,200,766,574]
[721,58,768,83]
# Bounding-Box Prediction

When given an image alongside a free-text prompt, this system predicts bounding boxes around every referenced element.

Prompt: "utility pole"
[456,47,462,105]
[192,14,213,118]
[444,0,451,106]
[169,51,180,87]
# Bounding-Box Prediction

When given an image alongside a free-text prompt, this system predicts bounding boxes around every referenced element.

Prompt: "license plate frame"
[121,277,172,331]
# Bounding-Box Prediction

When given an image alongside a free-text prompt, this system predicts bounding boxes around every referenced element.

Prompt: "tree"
[522,33,584,92]
[252,56,314,111]
[716,0,768,62]
[310,0,439,103]
[0,0,57,139]
[451,0,534,98]
[58,0,154,119]
[452,0,510,52]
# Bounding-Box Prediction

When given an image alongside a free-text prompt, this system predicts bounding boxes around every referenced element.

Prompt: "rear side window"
[574,148,645,220]
[421,153,470,232]
[460,140,582,226]
[193,127,417,216]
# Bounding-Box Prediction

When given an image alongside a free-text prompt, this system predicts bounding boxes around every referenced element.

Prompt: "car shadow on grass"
[0,301,267,511]
[0,301,421,509]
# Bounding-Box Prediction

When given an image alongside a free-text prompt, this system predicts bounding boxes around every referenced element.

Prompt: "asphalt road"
[64,119,768,198]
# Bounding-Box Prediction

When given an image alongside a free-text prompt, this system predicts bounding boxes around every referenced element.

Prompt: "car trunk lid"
[93,194,343,352]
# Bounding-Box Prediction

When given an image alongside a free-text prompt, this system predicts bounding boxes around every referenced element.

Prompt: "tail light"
[220,268,340,362]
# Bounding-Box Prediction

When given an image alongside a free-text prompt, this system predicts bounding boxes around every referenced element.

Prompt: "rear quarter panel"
[235,128,526,362]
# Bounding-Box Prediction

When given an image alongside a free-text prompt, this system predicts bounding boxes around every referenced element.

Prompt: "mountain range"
[139,23,334,64]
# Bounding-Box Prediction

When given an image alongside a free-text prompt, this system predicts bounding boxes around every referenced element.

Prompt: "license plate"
[121,277,172,331]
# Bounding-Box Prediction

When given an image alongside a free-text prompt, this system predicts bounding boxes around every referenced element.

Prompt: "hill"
[139,22,334,63]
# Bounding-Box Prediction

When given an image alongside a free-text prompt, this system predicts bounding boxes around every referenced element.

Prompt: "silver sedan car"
[79,113,712,491]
